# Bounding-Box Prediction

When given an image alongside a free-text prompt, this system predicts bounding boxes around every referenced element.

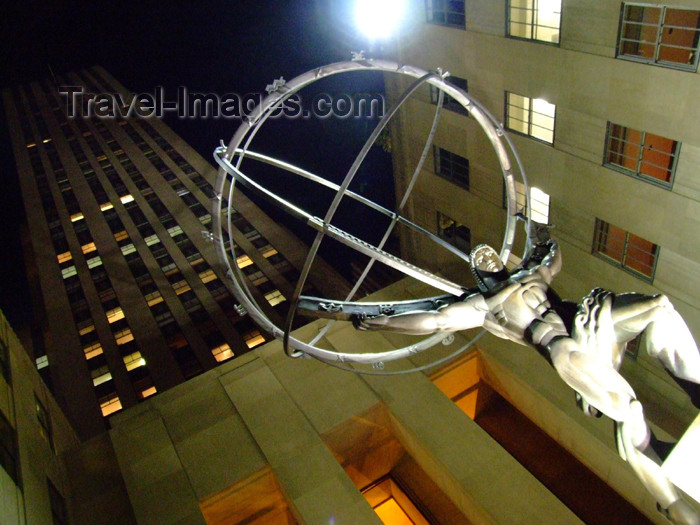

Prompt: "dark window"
[426,0,466,29]
[430,76,468,115]
[434,146,469,189]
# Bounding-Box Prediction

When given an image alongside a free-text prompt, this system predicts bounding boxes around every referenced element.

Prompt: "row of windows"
[428,2,700,72]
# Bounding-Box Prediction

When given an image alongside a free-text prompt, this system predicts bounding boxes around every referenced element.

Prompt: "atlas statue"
[351,220,700,525]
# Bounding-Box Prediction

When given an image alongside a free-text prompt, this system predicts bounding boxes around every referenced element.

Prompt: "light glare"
[355,0,404,40]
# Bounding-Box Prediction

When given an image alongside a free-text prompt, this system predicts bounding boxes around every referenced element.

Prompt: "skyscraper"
[2,66,351,439]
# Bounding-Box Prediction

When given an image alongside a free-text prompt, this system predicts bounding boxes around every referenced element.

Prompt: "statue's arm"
[354,292,489,335]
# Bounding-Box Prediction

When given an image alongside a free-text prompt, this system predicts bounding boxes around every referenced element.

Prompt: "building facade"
[2,67,351,440]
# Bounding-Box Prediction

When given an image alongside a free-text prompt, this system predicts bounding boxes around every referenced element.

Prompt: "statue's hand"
[351,313,386,331]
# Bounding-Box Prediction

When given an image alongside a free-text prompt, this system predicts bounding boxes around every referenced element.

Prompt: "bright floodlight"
[355,0,405,40]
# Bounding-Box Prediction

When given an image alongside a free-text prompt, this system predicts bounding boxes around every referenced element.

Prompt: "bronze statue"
[352,221,700,525]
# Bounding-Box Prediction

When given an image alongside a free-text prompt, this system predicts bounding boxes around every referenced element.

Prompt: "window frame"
[437,212,471,253]
[603,122,680,188]
[505,92,556,144]
[506,0,562,45]
[425,0,466,29]
[430,76,469,116]
[433,146,470,190]
[617,3,700,71]
[592,218,659,281]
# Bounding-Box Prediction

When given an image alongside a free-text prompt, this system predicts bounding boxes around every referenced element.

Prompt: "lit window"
[199,269,217,284]
[86,256,102,269]
[426,0,465,29]
[261,246,278,258]
[172,280,191,295]
[434,146,469,189]
[505,92,556,144]
[508,0,561,44]
[78,324,95,336]
[123,351,145,371]
[437,212,470,252]
[92,369,112,386]
[114,230,128,242]
[243,330,265,349]
[167,225,183,237]
[513,181,550,223]
[120,194,134,204]
[211,343,234,362]
[430,76,468,115]
[56,251,72,264]
[70,212,84,222]
[604,123,679,187]
[114,328,134,345]
[144,234,161,246]
[146,291,163,306]
[100,202,114,212]
[61,266,77,279]
[99,394,122,417]
[36,355,49,370]
[199,214,212,225]
[26,142,36,148]
[593,218,658,280]
[140,386,157,399]
[617,4,700,71]
[83,342,103,360]
[121,243,137,256]
[265,289,286,306]
[237,254,253,268]
[362,477,430,524]
[81,242,97,254]
[105,307,125,324]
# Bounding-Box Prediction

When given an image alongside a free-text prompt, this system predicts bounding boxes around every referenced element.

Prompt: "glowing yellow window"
[114,328,134,345]
[264,289,286,306]
[81,242,97,254]
[123,351,145,371]
[57,251,72,264]
[211,343,234,362]
[100,202,114,212]
[26,142,36,148]
[120,194,134,204]
[237,254,253,268]
[78,324,95,336]
[172,280,191,295]
[140,386,157,399]
[83,342,103,360]
[243,330,265,349]
[362,478,429,525]
[70,212,84,222]
[106,307,125,324]
[146,292,163,306]
[100,395,122,417]
[114,230,128,242]
[261,246,278,258]
[198,269,217,284]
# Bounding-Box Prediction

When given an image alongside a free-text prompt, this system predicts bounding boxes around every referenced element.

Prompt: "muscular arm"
[355,292,490,335]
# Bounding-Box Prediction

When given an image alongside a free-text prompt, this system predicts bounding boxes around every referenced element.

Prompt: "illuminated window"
[105,307,125,324]
[167,225,183,237]
[114,328,134,345]
[264,289,286,306]
[173,280,191,295]
[86,256,102,269]
[36,355,49,370]
[144,234,161,246]
[199,213,212,225]
[237,254,253,268]
[362,477,430,525]
[61,266,77,279]
[78,323,95,336]
[140,386,157,399]
[199,269,217,284]
[211,343,234,362]
[593,218,658,280]
[146,291,163,306]
[123,351,145,371]
[425,0,465,29]
[56,251,72,264]
[506,92,555,144]
[120,194,134,204]
[513,181,550,223]
[429,76,468,115]
[83,342,103,360]
[91,366,112,386]
[434,146,469,189]
[617,3,700,71]
[261,246,278,258]
[121,243,137,256]
[243,330,265,349]
[99,394,122,417]
[508,0,561,44]
[100,202,114,212]
[70,212,84,222]
[81,242,97,254]
[114,230,128,242]
[26,142,36,148]
[437,212,470,252]
[604,123,679,187]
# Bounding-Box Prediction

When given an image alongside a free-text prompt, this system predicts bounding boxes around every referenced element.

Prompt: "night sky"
[0,0,396,328]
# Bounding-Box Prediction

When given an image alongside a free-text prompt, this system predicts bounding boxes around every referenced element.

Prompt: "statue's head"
[470,244,510,292]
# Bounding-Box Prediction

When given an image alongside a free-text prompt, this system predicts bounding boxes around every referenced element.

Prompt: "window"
[211,343,234,362]
[362,477,430,524]
[512,181,550,223]
[264,289,286,307]
[604,123,679,187]
[505,92,556,144]
[593,219,658,280]
[99,393,122,417]
[437,212,470,252]
[508,0,562,44]
[434,146,469,189]
[0,335,10,384]
[426,0,465,29]
[430,76,468,115]
[47,479,68,525]
[617,3,700,71]
[243,330,265,349]
[35,395,53,452]
[0,410,19,486]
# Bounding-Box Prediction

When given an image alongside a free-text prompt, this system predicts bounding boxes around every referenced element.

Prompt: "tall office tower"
[2,66,352,440]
